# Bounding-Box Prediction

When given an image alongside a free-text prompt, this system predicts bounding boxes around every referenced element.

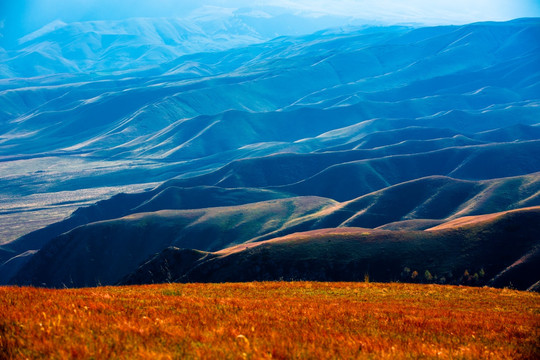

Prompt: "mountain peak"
[19,19,67,44]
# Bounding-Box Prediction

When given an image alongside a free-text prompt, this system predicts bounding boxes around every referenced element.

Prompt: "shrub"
[400,267,411,280]
[479,268,485,278]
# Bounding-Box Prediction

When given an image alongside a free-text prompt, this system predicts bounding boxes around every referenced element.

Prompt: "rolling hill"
[10,197,336,287]
[121,207,540,291]
[2,18,540,288]
[7,178,540,288]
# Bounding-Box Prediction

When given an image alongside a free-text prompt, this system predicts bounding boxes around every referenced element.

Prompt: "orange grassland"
[0,282,539,359]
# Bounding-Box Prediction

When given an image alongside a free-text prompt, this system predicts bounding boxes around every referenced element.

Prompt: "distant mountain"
[1,19,538,196]
[0,17,266,78]
[2,18,540,288]
[0,8,374,78]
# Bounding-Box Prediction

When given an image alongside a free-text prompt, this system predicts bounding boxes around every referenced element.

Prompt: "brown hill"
[122,207,540,290]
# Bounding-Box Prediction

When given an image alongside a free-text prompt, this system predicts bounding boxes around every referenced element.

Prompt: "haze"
[2,0,539,45]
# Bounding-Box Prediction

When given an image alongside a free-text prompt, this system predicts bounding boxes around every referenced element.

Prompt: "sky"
[1,0,539,45]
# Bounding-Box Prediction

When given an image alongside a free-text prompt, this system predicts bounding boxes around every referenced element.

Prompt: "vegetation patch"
[1,282,538,359]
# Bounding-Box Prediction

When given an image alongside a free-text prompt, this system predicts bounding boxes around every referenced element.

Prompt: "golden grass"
[426,206,540,231]
[1,282,538,359]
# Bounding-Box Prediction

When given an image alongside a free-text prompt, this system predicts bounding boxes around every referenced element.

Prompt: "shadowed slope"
[122,207,540,290]
[163,141,540,202]
[246,174,540,240]
[11,197,336,287]
[0,186,291,284]
[9,175,540,288]
[6,173,538,265]
[276,141,540,201]
[4,186,290,255]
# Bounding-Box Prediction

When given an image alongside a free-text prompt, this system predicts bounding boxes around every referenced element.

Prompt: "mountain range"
[1,17,539,289]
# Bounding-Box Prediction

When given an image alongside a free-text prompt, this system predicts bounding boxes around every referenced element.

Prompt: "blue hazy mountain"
[0,7,372,78]
[1,17,539,288]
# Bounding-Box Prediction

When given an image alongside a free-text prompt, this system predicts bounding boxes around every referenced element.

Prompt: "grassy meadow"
[1,282,538,359]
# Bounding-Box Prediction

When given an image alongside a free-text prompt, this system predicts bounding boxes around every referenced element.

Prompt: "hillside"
[120,207,540,290]
[1,18,540,288]
[10,197,336,287]
[6,172,538,267]
[3,186,291,256]
[4,174,540,286]
[2,19,538,204]
[9,205,539,289]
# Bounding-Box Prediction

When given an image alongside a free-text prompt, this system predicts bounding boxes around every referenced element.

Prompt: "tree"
[424,270,433,282]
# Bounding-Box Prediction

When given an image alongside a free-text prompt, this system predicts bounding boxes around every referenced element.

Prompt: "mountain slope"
[4,186,290,254]
[121,207,540,291]
[8,175,540,287]
[2,19,540,288]
[2,19,538,159]
[6,172,539,264]
[10,197,336,287]
[169,142,540,201]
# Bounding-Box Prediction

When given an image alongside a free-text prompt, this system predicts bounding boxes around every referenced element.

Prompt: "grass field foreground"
[1,282,539,359]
